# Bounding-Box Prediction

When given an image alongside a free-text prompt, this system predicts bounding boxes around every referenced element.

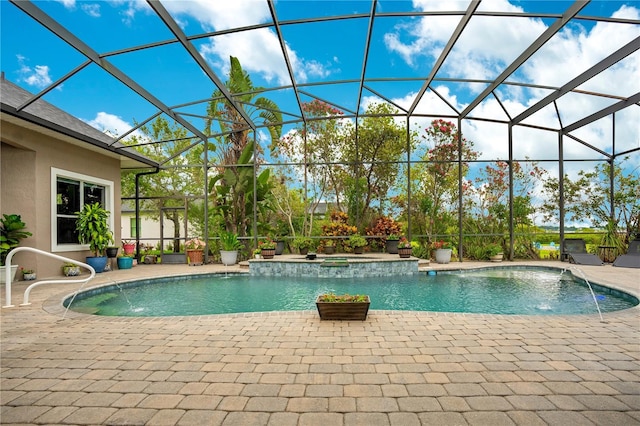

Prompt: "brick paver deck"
[2,259,638,425]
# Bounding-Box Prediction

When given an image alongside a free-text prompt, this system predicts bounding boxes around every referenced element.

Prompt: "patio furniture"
[562,238,603,265]
[613,240,640,269]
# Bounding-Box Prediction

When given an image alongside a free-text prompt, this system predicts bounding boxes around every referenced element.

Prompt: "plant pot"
[435,249,452,264]
[122,243,136,255]
[324,246,335,255]
[187,249,204,266]
[490,253,503,262]
[353,246,364,254]
[386,240,399,254]
[22,272,37,280]
[316,295,370,320]
[0,265,19,284]
[275,240,285,255]
[86,256,108,273]
[398,247,412,258]
[117,257,133,269]
[260,249,275,259]
[106,247,119,258]
[220,250,238,265]
[299,247,309,255]
[63,266,81,276]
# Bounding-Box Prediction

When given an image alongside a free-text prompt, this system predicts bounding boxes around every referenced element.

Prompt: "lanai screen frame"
[4,0,640,259]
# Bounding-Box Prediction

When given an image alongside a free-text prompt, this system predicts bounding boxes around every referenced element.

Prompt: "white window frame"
[51,167,115,253]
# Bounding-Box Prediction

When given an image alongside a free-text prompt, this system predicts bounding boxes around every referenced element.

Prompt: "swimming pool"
[65,266,637,317]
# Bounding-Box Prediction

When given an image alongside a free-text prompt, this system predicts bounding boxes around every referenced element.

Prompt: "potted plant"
[21,267,36,281]
[348,235,367,254]
[122,240,136,256]
[185,237,206,266]
[292,236,314,255]
[274,236,286,255]
[385,234,400,254]
[1,214,32,284]
[62,262,81,277]
[253,248,262,259]
[117,254,134,270]
[219,231,242,265]
[258,237,276,259]
[76,202,113,273]
[323,239,336,254]
[316,293,371,320]
[486,243,504,262]
[397,237,413,258]
[106,246,119,258]
[432,240,453,264]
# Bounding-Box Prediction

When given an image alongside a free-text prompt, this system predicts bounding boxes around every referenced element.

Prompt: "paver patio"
[1,260,639,425]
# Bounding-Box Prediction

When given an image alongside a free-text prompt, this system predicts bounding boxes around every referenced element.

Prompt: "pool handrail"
[3,247,96,308]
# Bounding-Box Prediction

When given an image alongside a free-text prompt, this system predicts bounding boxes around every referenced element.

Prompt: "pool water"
[67,268,637,317]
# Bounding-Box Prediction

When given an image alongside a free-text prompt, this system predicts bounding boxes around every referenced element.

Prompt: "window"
[130,217,138,238]
[51,168,114,252]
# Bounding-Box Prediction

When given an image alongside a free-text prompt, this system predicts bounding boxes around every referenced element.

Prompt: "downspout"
[134,168,160,260]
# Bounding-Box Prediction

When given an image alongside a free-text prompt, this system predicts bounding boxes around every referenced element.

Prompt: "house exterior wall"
[120,212,180,251]
[1,120,121,278]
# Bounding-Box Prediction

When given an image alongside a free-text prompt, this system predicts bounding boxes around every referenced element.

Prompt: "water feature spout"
[569,266,604,322]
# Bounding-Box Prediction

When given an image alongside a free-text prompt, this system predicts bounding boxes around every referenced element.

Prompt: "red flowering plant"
[398,237,412,249]
[431,240,452,250]
[258,237,276,250]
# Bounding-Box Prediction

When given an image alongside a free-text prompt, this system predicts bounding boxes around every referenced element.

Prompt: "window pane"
[57,217,79,244]
[130,217,138,238]
[57,178,80,215]
[84,184,105,206]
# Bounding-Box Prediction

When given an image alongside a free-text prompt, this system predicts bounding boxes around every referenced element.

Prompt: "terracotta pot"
[187,249,204,265]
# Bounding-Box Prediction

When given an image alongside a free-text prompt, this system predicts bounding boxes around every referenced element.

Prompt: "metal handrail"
[3,247,95,308]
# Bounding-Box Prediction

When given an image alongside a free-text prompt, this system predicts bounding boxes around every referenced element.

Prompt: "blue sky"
[1,0,638,168]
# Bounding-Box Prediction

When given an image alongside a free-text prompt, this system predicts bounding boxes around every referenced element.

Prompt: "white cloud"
[81,3,101,17]
[16,55,53,89]
[55,0,76,8]
[84,112,144,140]
[159,0,332,85]
[383,1,639,165]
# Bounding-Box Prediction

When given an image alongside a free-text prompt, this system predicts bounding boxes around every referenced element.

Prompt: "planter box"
[162,253,186,264]
[316,295,370,320]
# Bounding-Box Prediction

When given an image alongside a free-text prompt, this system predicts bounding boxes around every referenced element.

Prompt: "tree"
[121,116,206,251]
[343,103,415,227]
[407,119,479,242]
[540,156,640,241]
[206,56,282,237]
[273,100,349,225]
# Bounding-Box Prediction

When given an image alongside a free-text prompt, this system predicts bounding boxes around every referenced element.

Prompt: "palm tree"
[206,56,282,236]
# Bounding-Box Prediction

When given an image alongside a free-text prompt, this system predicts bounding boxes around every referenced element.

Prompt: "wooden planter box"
[316,295,370,320]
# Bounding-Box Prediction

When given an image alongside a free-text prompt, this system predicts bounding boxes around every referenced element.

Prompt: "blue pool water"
[66,268,637,317]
